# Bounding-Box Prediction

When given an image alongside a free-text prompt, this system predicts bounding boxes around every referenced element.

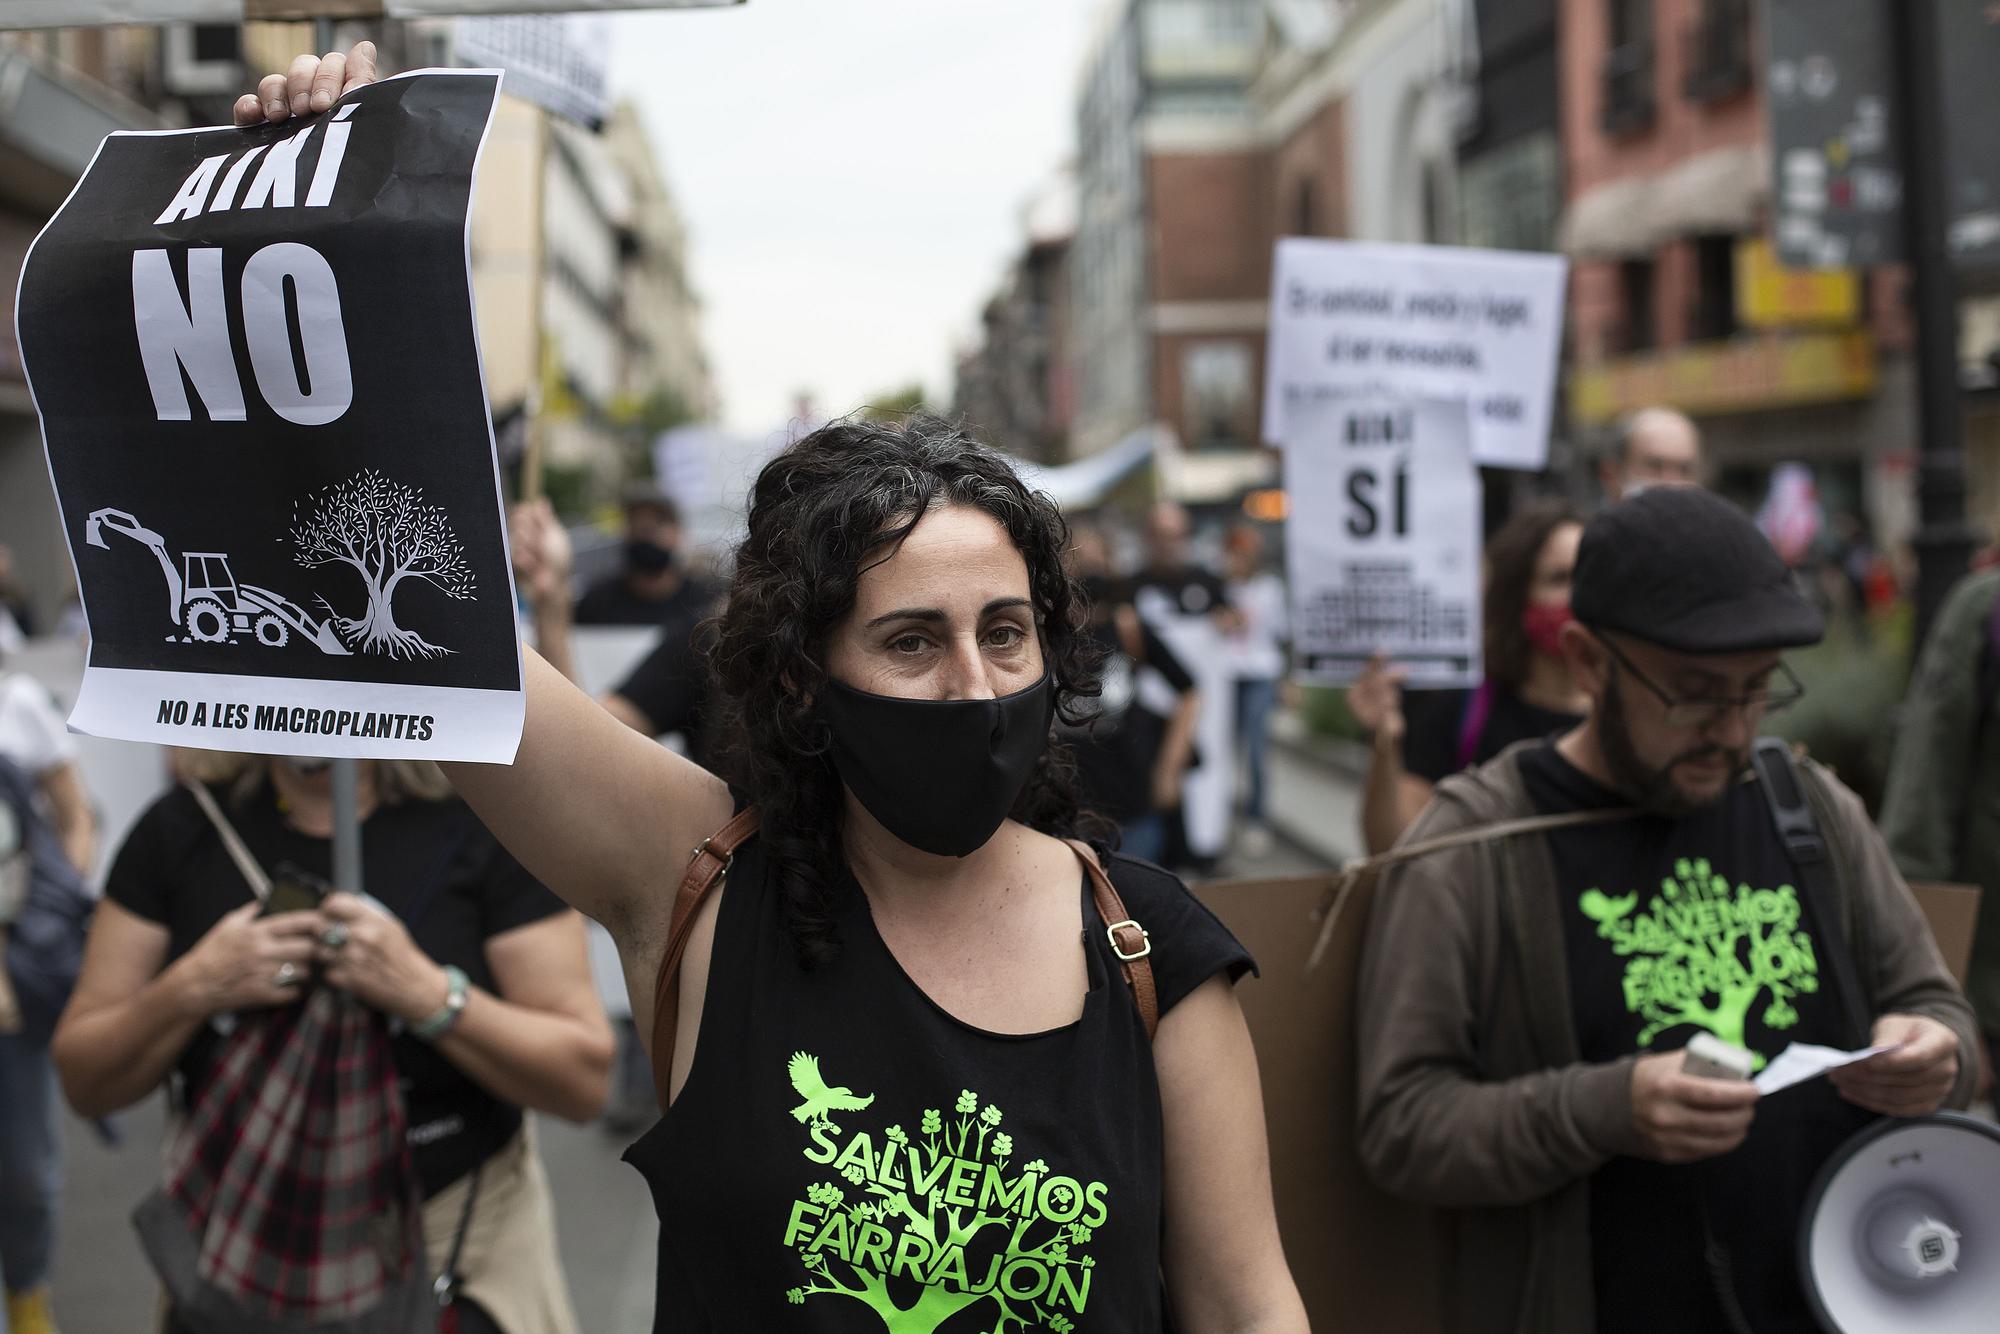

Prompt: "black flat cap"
[1572,486,1824,654]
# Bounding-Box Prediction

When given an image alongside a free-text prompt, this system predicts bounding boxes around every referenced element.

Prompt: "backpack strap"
[1063,838,1158,1041]
[1305,805,1638,970]
[1748,737,1872,1048]
[650,806,762,1110]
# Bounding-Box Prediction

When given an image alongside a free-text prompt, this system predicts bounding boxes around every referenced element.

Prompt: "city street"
[48,821,1340,1333]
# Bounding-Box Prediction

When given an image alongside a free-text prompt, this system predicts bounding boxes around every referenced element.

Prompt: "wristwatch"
[413,965,469,1041]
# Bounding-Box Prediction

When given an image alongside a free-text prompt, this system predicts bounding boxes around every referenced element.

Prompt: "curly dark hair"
[1482,498,1586,693]
[707,415,1101,965]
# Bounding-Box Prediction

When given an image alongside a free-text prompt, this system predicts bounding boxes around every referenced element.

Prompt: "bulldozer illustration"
[84,508,350,655]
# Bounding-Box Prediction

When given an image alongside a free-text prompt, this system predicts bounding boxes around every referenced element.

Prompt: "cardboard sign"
[15,71,525,763]
[1264,238,1567,471]
[1281,395,1482,689]
[1192,871,1443,1334]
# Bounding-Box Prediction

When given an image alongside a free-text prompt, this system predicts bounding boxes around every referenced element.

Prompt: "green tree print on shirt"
[1577,857,1821,1071]
[779,1052,1109,1332]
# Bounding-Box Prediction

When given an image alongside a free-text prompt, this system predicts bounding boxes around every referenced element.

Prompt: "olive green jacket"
[1357,742,1979,1334]
[1880,567,2000,1036]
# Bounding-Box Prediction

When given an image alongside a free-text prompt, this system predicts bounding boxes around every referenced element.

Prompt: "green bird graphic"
[788,1051,875,1131]
[1579,888,1639,925]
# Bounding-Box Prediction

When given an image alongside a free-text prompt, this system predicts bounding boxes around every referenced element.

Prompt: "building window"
[1690,234,1739,342]
[1458,132,1560,252]
[1683,0,1752,103]
[191,23,241,63]
[1620,258,1657,354]
[1601,0,1655,136]
[1182,341,1254,450]
[1295,177,1317,236]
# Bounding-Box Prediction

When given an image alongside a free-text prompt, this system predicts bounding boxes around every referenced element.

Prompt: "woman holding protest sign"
[241,50,1303,1333]
[53,752,609,1334]
[1351,499,1589,853]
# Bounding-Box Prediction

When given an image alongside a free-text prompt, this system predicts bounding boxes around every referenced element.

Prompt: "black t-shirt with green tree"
[623,834,1252,1332]
[1520,742,1874,1334]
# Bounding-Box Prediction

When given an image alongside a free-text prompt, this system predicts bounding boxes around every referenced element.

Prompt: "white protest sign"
[1264,239,1568,471]
[1282,395,1482,689]
[455,15,614,127]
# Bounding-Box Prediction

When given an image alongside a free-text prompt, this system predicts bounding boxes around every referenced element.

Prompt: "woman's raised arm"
[444,649,731,934]
[234,45,734,932]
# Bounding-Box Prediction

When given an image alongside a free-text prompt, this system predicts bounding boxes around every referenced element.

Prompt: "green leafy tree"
[785,1058,1101,1333]
[1579,858,1820,1070]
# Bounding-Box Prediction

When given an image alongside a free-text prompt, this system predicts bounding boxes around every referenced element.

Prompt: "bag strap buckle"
[1105,918,1151,962]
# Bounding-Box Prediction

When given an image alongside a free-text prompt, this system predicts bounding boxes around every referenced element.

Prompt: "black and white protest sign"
[5,1,740,26]
[1282,395,1482,689]
[15,70,525,763]
[1263,239,1566,471]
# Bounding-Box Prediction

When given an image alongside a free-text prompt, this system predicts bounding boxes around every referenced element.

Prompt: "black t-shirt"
[575,573,716,629]
[1068,617,1196,825]
[623,834,1253,1332]
[106,784,568,1198]
[1401,684,1580,783]
[1518,744,1874,1334]
[614,624,717,763]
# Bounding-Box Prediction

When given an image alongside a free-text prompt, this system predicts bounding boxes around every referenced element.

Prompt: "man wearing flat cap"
[1355,487,1978,1334]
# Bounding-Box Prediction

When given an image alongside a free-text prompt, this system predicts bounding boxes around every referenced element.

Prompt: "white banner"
[4,1,738,26]
[454,15,612,126]
[1263,238,1567,471]
[1282,394,1482,689]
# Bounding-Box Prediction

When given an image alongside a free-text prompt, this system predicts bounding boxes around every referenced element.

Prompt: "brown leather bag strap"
[1064,837,1158,1041]
[650,806,762,1110]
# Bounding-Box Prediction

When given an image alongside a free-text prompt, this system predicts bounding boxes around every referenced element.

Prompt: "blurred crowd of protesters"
[2,372,1998,1334]
[0,36,1980,1331]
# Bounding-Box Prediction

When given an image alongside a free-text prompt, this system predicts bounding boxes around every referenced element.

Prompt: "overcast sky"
[608,0,1098,435]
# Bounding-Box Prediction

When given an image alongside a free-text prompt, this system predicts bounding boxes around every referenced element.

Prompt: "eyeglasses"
[1597,635,1805,731]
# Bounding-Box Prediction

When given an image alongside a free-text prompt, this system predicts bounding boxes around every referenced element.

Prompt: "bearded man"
[1355,485,1977,1334]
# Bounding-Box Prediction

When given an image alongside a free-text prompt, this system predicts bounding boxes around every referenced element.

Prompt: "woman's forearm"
[530,599,579,686]
[1155,692,1200,793]
[42,763,98,876]
[52,960,209,1118]
[1361,736,1427,855]
[429,983,613,1123]
[443,650,730,933]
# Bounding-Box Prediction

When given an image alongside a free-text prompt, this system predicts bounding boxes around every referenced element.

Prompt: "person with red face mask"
[1350,500,1589,854]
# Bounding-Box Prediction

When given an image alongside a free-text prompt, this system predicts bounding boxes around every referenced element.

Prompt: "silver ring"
[273,962,301,988]
[321,923,350,951]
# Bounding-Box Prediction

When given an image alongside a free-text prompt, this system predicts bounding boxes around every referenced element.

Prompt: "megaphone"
[1801,1112,2000,1332]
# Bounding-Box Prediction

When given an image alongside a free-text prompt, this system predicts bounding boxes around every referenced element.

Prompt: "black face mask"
[625,539,677,576]
[818,674,1055,858]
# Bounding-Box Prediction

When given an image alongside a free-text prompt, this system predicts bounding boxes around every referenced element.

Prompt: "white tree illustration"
[290,470,476,660]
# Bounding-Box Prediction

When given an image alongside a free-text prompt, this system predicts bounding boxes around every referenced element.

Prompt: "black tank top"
[623,834,1252,1332]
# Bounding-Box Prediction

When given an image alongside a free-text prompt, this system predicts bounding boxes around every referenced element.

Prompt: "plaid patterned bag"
[135,983,431,1334]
